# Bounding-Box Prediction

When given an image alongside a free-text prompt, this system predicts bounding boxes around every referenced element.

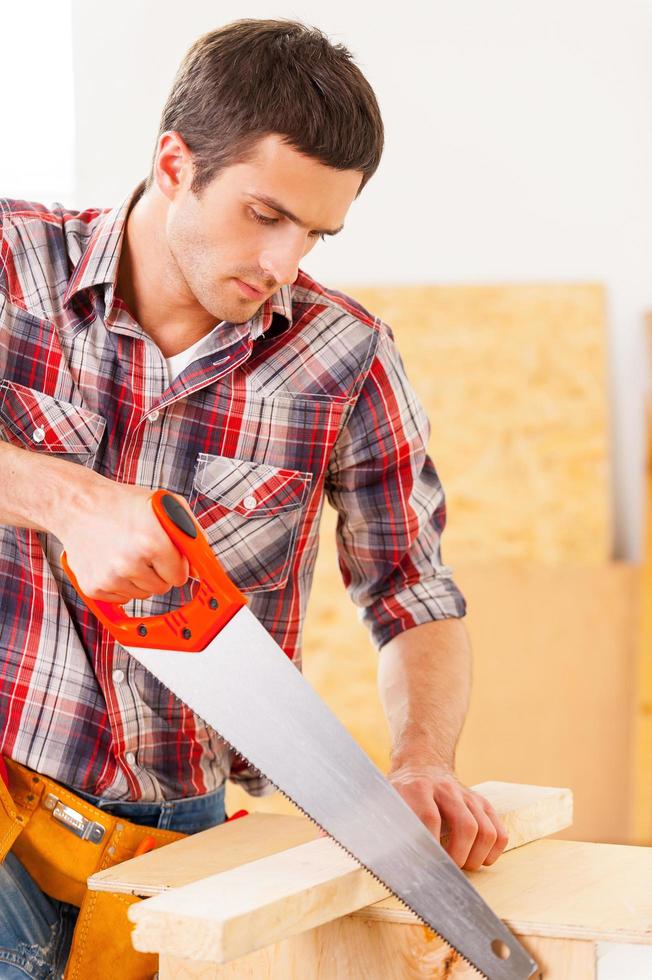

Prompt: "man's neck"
[116,189,217,358]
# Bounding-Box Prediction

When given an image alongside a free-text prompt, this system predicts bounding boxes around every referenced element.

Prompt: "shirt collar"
[63,181,294,339]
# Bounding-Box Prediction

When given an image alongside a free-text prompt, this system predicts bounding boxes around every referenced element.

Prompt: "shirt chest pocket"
[188,454,313,593]
[0,380,105,466]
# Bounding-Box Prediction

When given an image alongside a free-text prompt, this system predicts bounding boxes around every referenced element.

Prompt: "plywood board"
[89,813,318,896]
[114,783,570,969]
[335,283,610,563]
[135,838,652,970]
[93,783,569,898]
[363,839,652,945]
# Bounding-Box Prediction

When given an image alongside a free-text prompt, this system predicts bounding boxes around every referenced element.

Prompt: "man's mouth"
[234,278,266,299]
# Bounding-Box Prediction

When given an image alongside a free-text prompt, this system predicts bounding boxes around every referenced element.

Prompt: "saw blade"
[126,606,537,979]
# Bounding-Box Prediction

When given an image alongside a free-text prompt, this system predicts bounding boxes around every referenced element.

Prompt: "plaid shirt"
[0,186,465,801]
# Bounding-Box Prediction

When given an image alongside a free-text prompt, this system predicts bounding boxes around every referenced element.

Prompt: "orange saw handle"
[61,489,247,652]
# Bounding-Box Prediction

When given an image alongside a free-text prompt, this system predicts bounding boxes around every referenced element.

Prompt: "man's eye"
[250,209,277,226]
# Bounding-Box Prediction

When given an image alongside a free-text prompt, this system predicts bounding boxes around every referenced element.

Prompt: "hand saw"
[62,489,537,979]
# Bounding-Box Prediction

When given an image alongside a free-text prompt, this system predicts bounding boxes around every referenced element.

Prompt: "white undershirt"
[164,335,209,382]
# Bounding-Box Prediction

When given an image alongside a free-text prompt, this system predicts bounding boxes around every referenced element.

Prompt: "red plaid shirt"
[0,186,465,801]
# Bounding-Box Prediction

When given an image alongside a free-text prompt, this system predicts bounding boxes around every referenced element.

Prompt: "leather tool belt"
[0,757,184,979]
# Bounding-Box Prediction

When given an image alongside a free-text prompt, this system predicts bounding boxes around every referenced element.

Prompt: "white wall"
[35,2,652,558]
[0,2,75,202]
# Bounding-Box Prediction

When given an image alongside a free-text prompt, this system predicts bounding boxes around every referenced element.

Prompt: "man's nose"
[259,235,304,287]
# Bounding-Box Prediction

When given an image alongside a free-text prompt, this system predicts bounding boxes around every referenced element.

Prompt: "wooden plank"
[126,783,571,964]
[361,839,652,945]
[470,783,572,850]
[89,813,319,896]
[91,782,570,897]
[129,837,387,963]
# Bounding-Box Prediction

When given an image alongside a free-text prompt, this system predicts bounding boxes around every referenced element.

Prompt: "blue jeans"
[0,784,226,978]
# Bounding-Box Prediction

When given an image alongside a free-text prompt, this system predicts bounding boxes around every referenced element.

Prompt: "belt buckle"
[43,793,106,844]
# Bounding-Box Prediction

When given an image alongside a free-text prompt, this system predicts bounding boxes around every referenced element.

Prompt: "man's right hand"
[54,478,190,604]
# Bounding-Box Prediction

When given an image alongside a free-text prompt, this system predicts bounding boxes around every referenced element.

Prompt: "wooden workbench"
[89,782,652,978]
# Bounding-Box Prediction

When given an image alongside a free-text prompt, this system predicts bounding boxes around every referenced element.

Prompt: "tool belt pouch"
[1,760,184,980]
[0,761,25,861]
[66,889,157,980]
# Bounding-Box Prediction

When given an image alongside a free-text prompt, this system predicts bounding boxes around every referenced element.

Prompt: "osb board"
[335,283,611,563]
[227,554,638,845]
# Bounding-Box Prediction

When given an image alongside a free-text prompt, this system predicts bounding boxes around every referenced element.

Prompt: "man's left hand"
[388,764,508,871]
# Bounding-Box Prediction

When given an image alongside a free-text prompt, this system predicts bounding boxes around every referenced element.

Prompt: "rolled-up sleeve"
[325,321,466,650]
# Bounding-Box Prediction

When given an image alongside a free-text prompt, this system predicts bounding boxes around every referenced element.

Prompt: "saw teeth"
[175,687,487,977]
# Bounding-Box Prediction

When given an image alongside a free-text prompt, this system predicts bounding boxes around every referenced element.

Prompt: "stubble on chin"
[200,284,267,326]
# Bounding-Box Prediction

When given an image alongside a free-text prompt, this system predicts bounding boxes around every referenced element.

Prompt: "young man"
[0,19,507,975]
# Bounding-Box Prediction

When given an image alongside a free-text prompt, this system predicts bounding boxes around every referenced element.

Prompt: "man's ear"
[153,131,194,201]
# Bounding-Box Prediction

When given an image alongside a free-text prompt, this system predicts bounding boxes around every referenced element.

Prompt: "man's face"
[163,133,363,324]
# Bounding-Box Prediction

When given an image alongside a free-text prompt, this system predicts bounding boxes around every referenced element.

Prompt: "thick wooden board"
[92,782,570,897]
[338,282,611,564]
[362,839,652,945]
[129,838,386,963]
[470,783,572,850]
[228,562,637,844]
[125,783,571,964]
[138,838,652,970]
[89,813,318,896]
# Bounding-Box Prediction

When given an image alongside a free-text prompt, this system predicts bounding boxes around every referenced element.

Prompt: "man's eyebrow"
[250,193,344,236]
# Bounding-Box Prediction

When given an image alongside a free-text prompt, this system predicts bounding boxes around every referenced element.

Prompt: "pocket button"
[32,427,46,444]
[243,495,257,510]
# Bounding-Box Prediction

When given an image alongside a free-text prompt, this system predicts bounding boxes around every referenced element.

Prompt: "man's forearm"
[0,441,97,534]
[377,618,472,773]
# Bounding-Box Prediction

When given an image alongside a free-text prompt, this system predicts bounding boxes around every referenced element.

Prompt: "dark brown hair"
[148,19,384,194]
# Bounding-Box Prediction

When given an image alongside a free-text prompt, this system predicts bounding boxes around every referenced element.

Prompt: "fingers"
[129,562,180,596]
[149,552,190,591]
[84,557,183,603]
[478,801,509,867]
[433,781,479,868]
[92,588,137,604]
[433,783,508,871]
[148,495,192,589]
[390,775,442,841]
[62,483,195,603]
[458,797,501,871]
[88,578,161,604]
[390,768,511,872]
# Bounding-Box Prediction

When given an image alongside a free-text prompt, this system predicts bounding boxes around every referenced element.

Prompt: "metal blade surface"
[127,607,536,979]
